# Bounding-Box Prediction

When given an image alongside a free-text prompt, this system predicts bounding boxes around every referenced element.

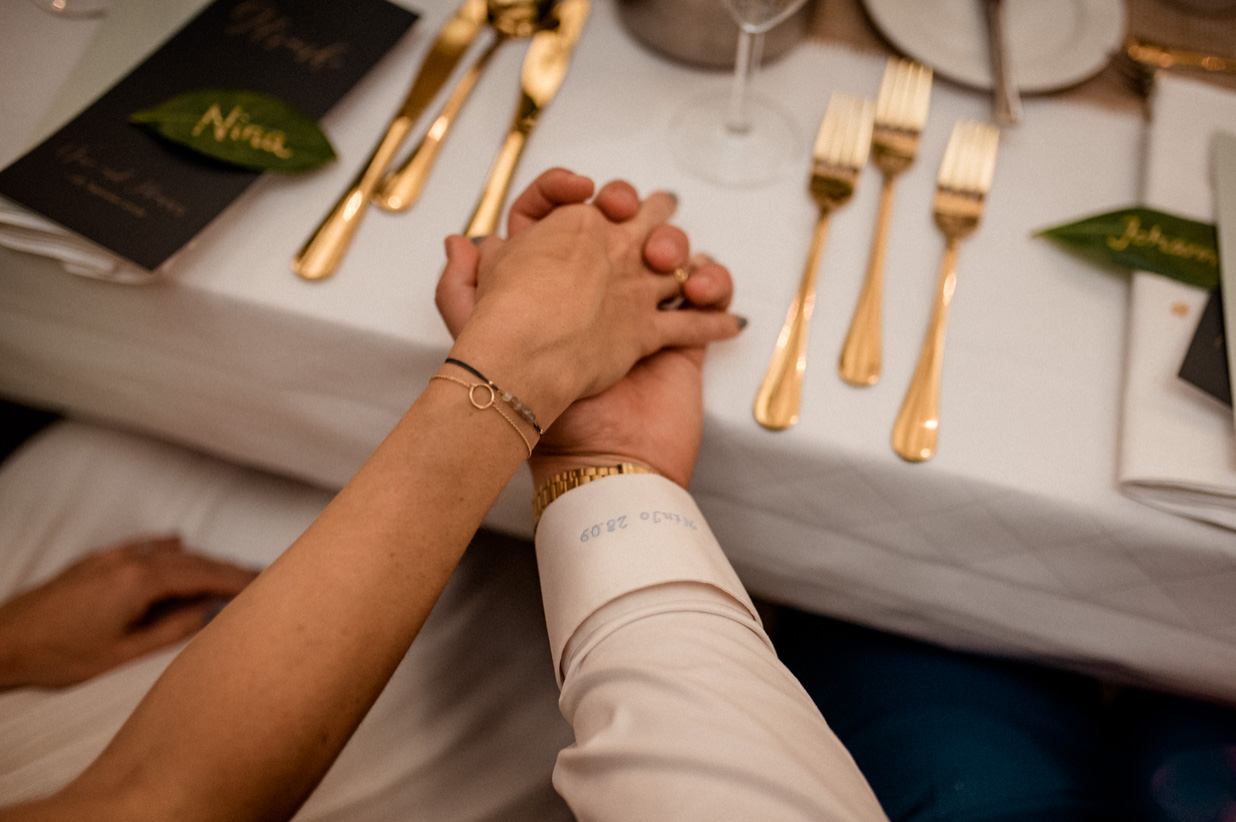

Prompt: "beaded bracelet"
[444,357,543,435]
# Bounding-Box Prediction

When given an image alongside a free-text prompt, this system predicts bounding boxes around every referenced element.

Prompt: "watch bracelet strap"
[533,463,658,526]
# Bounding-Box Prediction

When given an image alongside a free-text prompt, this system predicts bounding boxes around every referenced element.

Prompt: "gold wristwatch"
[533,463,658,526]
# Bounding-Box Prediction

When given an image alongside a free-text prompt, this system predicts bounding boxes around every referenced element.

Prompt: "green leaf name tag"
[1036,207,1219,290]
[130,89,336,174]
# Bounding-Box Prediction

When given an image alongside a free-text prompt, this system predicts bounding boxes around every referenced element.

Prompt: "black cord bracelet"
[444,358,543,436]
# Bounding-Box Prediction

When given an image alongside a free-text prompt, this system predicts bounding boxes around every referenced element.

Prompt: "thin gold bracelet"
[430,374,535,457]
[444,357,542,435]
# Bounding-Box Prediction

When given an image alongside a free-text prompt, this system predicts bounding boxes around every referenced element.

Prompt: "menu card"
[1178,289,1231,406]
[0,0,417,272]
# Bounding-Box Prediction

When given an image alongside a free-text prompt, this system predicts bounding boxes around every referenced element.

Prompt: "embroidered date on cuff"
[578,510,699,543]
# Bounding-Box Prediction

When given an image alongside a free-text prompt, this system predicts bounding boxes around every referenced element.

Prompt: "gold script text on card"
[225,1,350,71]
[192,105,293,159]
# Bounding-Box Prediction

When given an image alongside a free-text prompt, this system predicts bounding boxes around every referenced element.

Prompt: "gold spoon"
[373,0,555,212]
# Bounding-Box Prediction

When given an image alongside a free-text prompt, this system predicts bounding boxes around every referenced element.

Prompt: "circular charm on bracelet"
[468,383,496,410]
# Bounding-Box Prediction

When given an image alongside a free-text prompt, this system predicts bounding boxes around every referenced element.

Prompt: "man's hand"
[508,172,739,487]
[0,536,257,690]
[436,168,694,337]
[530,250,736,488]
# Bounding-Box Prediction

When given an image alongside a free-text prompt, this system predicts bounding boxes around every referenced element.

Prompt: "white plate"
[862,0,1126,93]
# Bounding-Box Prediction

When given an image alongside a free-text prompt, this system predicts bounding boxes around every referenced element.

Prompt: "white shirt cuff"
[534,473,758,685]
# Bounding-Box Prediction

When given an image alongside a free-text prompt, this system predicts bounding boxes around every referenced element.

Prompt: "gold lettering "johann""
[191,104,293,160]
[1106,215,1218,267]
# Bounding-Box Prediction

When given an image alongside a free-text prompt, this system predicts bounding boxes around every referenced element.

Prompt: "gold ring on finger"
[672,266,689,292]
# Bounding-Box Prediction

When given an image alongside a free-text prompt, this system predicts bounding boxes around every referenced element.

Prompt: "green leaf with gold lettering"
[1036,207,1219,290]
[130,89,336,174]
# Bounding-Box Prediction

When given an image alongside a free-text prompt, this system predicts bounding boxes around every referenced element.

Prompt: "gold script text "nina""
[1106,215,1218,267]
[192,104,293,159]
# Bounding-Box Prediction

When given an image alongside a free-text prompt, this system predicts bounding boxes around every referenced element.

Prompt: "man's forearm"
[536,476,888,822]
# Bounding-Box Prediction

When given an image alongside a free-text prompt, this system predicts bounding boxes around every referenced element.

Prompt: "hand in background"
[436,167,743,488]
[0,536,257,690]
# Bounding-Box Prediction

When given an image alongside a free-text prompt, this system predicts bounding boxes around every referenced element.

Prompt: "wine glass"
[669,0,809,187]
[29,0,111,18]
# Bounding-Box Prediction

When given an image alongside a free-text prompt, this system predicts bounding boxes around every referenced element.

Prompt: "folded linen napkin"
[0,203,152,283]
[1118,74,1236,530]
[0,0,204,285]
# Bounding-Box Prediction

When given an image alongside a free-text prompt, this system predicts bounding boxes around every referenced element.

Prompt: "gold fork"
[891,120,998,462]
[838,58,931,387]
[753,94,874,431]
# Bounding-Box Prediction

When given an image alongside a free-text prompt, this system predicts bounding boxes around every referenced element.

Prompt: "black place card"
[1179,288,1232,407]
[0,0,418,272]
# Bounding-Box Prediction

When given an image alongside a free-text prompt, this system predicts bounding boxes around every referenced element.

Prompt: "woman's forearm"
[9,381,530,822]
[0,169,741,822]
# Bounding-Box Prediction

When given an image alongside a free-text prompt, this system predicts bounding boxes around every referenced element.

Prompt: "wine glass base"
[669,91,802,187]
[30,0,111,18]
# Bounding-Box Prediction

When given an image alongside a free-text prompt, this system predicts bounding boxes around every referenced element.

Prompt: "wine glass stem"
[726,31,765,135]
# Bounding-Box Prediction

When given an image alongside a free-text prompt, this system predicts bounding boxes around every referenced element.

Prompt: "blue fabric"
[772,610,1236,822]
[1114,689,1236,822]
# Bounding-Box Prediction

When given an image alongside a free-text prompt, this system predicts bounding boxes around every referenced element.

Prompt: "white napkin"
[1118,74,1236,530]
[0,203,154,283]
[0,0,205,285]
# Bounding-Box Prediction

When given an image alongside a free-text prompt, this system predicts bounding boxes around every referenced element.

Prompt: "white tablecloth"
[2,0,1235,702]
[1119,76,1236,529]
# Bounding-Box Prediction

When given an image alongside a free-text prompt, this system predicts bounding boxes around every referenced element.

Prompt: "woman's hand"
[0,536,257,690]
[436,168,744,487]
[436,168,743,427]
[529,250,736,489]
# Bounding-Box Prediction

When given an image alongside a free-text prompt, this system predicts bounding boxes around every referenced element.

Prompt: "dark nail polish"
[736,315,748,330]
[201,597,230,627]
[666,191,679,205]
[469,235,487,246]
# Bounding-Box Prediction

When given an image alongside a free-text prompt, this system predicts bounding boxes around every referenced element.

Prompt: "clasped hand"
[437,168,745,487]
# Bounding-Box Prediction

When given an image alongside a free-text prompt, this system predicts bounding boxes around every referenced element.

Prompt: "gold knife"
[1126,38,1236,76]
[464,0,590,238]
[292,0,488,281]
